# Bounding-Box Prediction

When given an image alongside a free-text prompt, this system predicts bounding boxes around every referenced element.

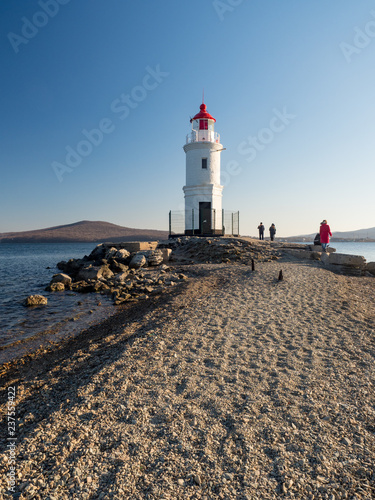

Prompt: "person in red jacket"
[319,220,332,252]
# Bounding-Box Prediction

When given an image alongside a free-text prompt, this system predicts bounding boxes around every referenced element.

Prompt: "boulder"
[24,295,48,307]
[109,259,128,273]
[101,266,114,279]
[71,281,96,293]
[51,273,72,285]
[129,254,147,269]
[47,282,65,292]
[77,265,114,281]
[160,248,172,262]
[57,258,87,276]
[144,250,164,266]
[366,262,375,276]
[105,247,118,260]
[88,244,106,261]
[115,249,130,261]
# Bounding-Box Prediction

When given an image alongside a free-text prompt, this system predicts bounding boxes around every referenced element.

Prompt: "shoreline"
[0,297,117,367]
[0,267,194,380]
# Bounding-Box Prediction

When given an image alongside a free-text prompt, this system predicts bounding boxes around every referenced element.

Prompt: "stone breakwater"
[23,238,375,309]
[32,238,285,307]
[46,241,182,306]
[278,243,375,277]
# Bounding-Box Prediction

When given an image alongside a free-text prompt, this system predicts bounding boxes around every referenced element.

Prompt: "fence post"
[192,209,194,235]
[222,209,225,235]
[169,210,171,237]
[213,209,216,233]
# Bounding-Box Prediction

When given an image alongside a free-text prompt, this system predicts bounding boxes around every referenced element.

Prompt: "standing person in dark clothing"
[257,222,265,240]
[319,219,332,252]
[269,223,276,241]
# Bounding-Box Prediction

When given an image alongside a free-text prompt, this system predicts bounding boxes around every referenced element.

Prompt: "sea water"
[327,242,375,262]
[291,241,375,262]
[0,242,116,363]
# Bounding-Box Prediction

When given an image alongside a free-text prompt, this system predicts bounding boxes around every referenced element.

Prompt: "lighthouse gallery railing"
[185,130,220,144]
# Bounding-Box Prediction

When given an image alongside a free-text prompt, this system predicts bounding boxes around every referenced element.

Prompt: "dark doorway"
[199,202,211,234]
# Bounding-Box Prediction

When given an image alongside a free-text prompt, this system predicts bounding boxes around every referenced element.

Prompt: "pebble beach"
[1,247,375,499]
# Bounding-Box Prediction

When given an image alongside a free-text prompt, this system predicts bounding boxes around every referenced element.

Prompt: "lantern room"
[186,103,220,145]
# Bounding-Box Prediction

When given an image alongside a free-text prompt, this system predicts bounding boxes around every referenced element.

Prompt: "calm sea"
[291,241,375,262]
[0,242,116,364]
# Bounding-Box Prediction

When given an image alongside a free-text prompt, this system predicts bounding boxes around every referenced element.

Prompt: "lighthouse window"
[202,158,207,169]
[199,119,208,130]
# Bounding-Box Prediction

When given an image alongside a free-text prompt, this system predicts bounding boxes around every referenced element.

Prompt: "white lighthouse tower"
[183,102,224,235]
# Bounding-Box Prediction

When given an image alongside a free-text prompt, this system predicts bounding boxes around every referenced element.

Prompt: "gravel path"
[1,259,375,499]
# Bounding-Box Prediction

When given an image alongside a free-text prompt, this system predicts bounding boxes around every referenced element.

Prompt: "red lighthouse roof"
[190,103,216,123]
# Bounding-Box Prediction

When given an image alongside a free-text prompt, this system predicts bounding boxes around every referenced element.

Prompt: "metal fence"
[223,210,240,237]
[169,210,239,237]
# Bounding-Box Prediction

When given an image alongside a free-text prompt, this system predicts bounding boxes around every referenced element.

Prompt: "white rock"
[115,249,130,261]
[129,254,147,269]
[145,250,164,266]
[160,248,172,262]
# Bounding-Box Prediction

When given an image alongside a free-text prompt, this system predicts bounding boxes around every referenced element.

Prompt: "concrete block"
[310,251,322,260]
[309,245,336,253]
[320,252,330,265]
[160,248,172,262]
[328,253,366,267]
[284,249,313,259]
[366,262,375,276]
[104,241,158,252]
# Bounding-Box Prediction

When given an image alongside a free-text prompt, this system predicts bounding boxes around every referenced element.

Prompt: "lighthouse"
[183,102,224,235]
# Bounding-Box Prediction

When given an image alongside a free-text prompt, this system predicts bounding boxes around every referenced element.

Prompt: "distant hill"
[285,226,375,242]
[0,220,169,243]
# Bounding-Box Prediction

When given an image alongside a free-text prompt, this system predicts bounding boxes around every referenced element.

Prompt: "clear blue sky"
[1,0,374,237]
